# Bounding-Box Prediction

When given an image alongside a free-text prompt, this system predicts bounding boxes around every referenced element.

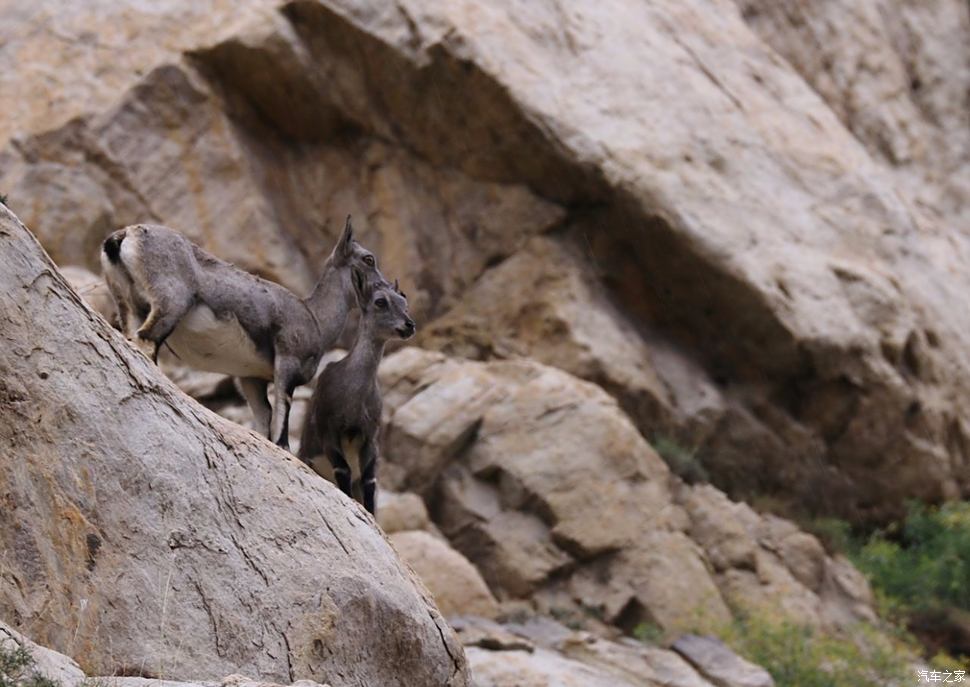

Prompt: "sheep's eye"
[375,297,388,309]
[363,255,375,266]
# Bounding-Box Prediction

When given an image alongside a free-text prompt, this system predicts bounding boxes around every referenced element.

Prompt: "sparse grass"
[631,621,664,644]
[0,641,60,687]
[650,435,708,484]
[549,605,586,631]
[722,614,912,687]
[79,678,113,687]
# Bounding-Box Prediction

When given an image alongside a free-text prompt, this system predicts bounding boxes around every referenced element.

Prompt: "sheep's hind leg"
[270,357,300,449]
[136,297,191,364]
[238,377,271,438]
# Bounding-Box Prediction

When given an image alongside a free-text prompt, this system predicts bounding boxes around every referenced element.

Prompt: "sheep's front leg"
[238,377,271,439]
[270,357,300,449]
[360,437,379,516]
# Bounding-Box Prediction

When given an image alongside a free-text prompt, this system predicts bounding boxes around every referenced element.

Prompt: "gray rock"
[465,646,638,687]
[673,635,774,687]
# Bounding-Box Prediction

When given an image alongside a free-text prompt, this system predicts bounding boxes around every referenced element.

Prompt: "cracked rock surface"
[2,0,967,523]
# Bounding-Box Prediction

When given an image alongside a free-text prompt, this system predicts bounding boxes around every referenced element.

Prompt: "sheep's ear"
[337,215,354,259]
[352,267,369,311]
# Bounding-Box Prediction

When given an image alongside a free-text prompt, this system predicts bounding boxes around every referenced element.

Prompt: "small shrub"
[0,644,33,687]
[631,621,664,644]
[548,606,585,631]
[0,194,7,207]
[722,614,911,687]
[650,435,708,483]
[0,641,60,687]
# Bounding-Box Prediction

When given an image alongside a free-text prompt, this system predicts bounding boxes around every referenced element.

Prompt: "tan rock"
[773,529,827,593]
[733,0,970,224]
[418,236,689,434]
[557,633,716,687]
[450,616,535,653]
[681,484,875,630]
[98,677,333,687]
[389,530,500,619]
[376,491,433,534]
[382,350,728,632]
[716,552,824,628]
[383,351,880,636]
[381,359,505,494]
[567,531,732,633]
[682,485,759,572]
[465,646,639,687]
[0,622,338,687]
[458,616,719,687]
[440,479,571,598]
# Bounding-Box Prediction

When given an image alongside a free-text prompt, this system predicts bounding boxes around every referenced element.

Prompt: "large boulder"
[454,615,727,687]
[379,348,877,635]
[388,530,500,619]
[0,207,469,685]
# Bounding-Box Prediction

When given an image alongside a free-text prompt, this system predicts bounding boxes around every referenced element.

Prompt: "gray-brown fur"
[100,217,385,449]
[299,276,415,515]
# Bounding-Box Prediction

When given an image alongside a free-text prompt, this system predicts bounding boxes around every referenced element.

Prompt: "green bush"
[650,435,708,484]
[0,641,59,687]
[723,615,911,687]
[853,501,970,614]
[631,621,664,644]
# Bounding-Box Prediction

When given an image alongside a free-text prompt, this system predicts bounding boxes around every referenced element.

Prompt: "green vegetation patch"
[854,501,970,614]
[722,615,911,687]
[650,435,708,484]
[0,641,59,687]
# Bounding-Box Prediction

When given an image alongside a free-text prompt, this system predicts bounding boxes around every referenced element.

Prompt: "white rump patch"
[167,304,273,379]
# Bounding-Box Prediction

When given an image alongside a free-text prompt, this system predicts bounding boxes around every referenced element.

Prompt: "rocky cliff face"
[2,0,967,524]
[1,0,967,683]
[378,348,875,636]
